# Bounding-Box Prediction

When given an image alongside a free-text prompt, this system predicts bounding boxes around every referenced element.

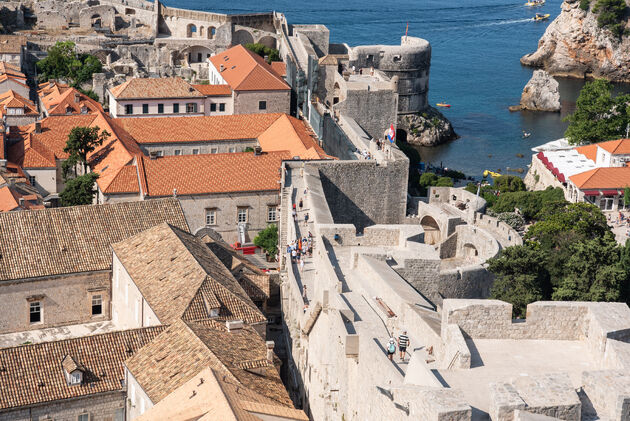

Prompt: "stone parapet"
[582,370,630,421]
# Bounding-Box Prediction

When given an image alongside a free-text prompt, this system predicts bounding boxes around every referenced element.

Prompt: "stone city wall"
[472,213,523,247]
[581,370,630,421]
[441,324,471,369]
[524,154,564,193]
[429,186,486,219]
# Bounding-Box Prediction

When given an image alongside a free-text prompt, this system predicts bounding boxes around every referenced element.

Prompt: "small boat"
[436,103,451,108]
[525,0,545,6]
[483,170,502,178]
[522,131,531,138]
[533,13,550,21]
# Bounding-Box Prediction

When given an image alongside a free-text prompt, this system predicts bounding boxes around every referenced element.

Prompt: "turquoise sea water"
[163,0,621,176]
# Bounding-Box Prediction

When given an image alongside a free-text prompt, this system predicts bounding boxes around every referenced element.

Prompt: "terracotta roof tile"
[103,164,139,193]
[0,186,19,211]
[270,61,286,78]
[38,82,104,116]
[134,151,287,197]
[569,166,630,189]
[0,74,28,87]
[210,45,289,91]
[114,113,281,144]
[0,198,189,282]
[111,223,264,325]
[192,84,232,96]
[125,319,292,407]
[110,77,204,99]
[257,114,329,159]
[0,62,25,78]
[0,35,26,54]
[0,326,165,410]
[596,138,630,155]
[575,144,598,162]
[0,90,37,118]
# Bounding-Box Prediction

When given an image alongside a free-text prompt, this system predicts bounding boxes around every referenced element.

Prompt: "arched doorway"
[258,35,277,49]
[232,29,254,45]
[91,14,102,28]
[420,215,441,245]
[186,23,197,38]
[396,128,408,143]
[462,243,479,259]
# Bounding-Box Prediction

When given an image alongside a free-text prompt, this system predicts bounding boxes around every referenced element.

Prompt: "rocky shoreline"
[509,70,561,112]
[398,107,458,146]
[520,0,630,82]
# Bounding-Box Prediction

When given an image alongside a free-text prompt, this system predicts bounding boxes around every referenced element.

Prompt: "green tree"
[494,175,526,193]
[78,87,99,102]
[592,0,628,37]
[624,186,630,206]
[60,173,99,207]
[436,176,454,187]
[492,187,565,220]
[488,245,550,317]
[254,224,278,257]
[63,126,110,177]
[552,236,626,302]
[36,41,103,87]
[244,43,281,63]
[564,79,630,145]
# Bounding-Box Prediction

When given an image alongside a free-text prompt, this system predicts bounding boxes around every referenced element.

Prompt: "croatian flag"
[387,124,395,143]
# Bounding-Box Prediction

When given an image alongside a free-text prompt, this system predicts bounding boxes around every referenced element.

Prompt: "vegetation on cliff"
[580,0,629,38]
[564,79,630,145]
[488,201,630,317]
[37,41,102,87]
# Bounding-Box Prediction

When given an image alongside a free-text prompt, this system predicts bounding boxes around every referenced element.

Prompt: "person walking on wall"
[299,198,303,210]
[299,256,305,272]
[398,331,410,362]
[387,338,396,361]
[304,212,309,226]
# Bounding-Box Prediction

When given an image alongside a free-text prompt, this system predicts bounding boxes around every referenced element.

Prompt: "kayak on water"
[436,103,451,108]
[483,170,502,178]
[533,13,550,21]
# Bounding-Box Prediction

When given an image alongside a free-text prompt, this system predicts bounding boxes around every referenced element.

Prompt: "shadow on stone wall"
[319,171,374,233]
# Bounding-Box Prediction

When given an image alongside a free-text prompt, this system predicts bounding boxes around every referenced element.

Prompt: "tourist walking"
[398,331,410,362]
[304,212,309,226]
[299,257,305,272]
[387,338,396,361]
[299,198,303,210]
[291,248,297,263]
[292,208,297,222]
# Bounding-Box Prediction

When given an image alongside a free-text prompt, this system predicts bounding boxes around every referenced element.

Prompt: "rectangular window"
[173,103,179,114]
[210,148,218,154]
[205,208,216,226]
[219,103,226,112]
[125,104,133,115]
[157,103,164,114]
[78,414,89,421]
[29,301,41,323]
[142,104,149,114]
[174,149,181,156]
[28,175,36,186]
[210,103,217,112]
[92,295,102,316]
[237,207,248,223]
[155,150,163,157]
[192,148,200,155]
[258,100,267,110]
[186,103,198,113]
[229,147,236,153]
[267,206,277,222]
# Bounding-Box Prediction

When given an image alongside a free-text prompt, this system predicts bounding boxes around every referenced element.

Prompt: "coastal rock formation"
[513,70,561,112]
[521,0,630,82]
[398,107,458,146]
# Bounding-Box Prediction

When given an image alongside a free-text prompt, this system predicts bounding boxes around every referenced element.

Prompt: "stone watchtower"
[348,36,455,146]
[348,36,431,116]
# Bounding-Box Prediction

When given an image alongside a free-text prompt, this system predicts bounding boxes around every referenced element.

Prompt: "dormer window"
[201,289,220,318]
[62,355,85,386]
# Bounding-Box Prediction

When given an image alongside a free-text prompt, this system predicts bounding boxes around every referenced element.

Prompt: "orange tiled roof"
[270,61,286,78]
[192,84,232,96]
[110,77,204,99]
[0,74,28,87]
[210,45,290,91]
[0,90,37,118]
[257,114,330,159]
[114,113,281,144]
[134,151,288,197]
[575,144,598,163]
[569,166,630,189]
[0,185,44,212]
[594,138,630,155]
[0,62,25,78]
[38,81,104,115]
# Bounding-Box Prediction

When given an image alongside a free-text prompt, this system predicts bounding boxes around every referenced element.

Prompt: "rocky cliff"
[398,107,458,146]
[521,0,630,82]
[511,70,561,112]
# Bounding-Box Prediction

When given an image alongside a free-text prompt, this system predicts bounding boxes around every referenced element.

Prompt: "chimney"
[173,188,177,197]
[18,198,24,206]
[220,64,225,72]
[149,151,158,160]
[225,320,243,332]
[265,341,274,363]
[34,122,42,134]
[264,55,269,62]
[254,146,262,156]
[74,92,80,103]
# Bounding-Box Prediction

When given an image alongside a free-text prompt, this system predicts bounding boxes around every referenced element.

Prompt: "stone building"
[0,198,188,334]
[0,63,29,99]
[525,138,630,211]
[0,35,27,69]
[0,161,44,212]
[38,81,104,117]
[0,326,165,421]
[0,90,38,127]
[208,45,291,115]
[99,151,288,242]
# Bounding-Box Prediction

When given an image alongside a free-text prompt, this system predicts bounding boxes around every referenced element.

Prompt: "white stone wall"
[203,95,233,115]
[109,95,205,118]
[139,139,257,156]
[0,271,110,334]
[233,90,290,115]
[0,78,29,98]
[24,167,57,197]
[126,370,154,420]
[111,253,159,329]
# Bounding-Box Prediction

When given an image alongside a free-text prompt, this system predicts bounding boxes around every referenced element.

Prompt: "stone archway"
[208,26,216,39]
[186,23,197,38]
[462,243,478,259]
[258,35,277,49]
[396,128,408,143]
[182,45,212,64]
[233,29,254,45]
[91,14,102,28]
[420,215,441,245]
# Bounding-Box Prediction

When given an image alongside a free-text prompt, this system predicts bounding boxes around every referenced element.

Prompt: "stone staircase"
[279,187,291,270]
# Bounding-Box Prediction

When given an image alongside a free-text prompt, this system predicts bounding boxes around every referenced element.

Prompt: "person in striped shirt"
[398,331,410,361]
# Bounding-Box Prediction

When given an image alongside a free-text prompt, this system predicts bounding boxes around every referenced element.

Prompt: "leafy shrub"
[494,175,526,193]
[497,212,526,230]
[580,0,591,10]
[245,43,281,63]
[592,0,628,38]
[492,187,566,221]
[254,224,278,256]
[436,176,454,187]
